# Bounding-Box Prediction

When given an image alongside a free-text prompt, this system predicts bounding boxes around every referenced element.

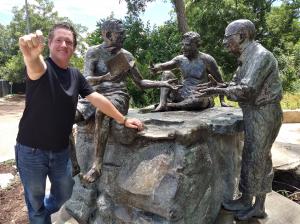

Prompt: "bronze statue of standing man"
[197,19,282,220]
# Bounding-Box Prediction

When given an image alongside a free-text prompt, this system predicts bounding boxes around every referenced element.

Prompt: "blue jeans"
[15,143,74,224]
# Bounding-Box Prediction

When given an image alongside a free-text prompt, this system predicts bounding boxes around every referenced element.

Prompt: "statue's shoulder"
[198,52,217,64]
[199,52,214,60]
[120,49,135,61]
[85,44,103,57]
[252,43,275,61]
[173,54,186,62]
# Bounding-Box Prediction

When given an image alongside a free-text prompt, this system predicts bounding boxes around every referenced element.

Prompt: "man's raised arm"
[19,30,46,80]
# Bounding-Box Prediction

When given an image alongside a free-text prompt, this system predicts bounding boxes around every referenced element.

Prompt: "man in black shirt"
[17,22,144,224]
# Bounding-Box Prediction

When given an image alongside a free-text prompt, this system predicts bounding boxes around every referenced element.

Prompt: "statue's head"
[223,19,256,55]
[182,31,200,59]
[101,19,125,49]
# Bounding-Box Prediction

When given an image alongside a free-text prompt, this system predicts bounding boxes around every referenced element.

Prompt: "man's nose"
[222,38,227,46]
[61,40,67,47]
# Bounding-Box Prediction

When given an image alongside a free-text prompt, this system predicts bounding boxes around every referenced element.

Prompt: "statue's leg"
[83,109,110,183]
[166,97,212,111]
[153,88,170,112]
[222,193,253,211]
[69,132,80,177]
[153,71,176,112]
[235,194,267,220]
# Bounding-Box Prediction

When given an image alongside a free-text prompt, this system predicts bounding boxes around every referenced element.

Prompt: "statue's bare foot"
[82,165,102,184]
[152,104,167,112]
[235,206,267,220]
[223,197,252,211]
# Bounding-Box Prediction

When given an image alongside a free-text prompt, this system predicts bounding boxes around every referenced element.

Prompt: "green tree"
[0,24,13,67]
[266,0,300,92]
[0,0,87,83]
[185,0,277,80]
[122,0,189,34]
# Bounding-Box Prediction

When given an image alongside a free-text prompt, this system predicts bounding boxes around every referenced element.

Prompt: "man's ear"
[48,38,51,48]
[106,31,112,40]
[239,32,246,43]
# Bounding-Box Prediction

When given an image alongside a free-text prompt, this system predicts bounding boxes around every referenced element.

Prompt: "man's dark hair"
[48,22,77,47]
[101,19,125,33]
[183,31,201,47]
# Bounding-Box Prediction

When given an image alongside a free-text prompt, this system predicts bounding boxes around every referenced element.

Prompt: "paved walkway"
[0,95,24,162]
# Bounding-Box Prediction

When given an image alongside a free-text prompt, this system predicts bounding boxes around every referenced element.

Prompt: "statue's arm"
[150,59,178,74]
[225,53,274,102]
[205,55,224,83]
[83,47,99,78]
[86,72,115,85]
[205,55,228,106]
[131,64,177,90]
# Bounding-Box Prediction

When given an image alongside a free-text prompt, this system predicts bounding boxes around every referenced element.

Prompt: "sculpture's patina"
[196,19,283,220]
[75,19,177,183]
[150,31,228,112]
[65,107,244,224]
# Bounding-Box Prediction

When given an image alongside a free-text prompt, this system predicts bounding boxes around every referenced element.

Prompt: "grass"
[281,93,300,110]
[214,93,300,110]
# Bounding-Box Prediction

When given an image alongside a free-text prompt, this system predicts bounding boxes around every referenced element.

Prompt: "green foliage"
[1,0,299,107]
[84,0,299,107]
[0,53,25,83]
[185,0,300,91]
[122,0,157,15]
[185,0,275,80]
[281,93,300,109]
[124,18,181,106]
[265,1,300,92]
[70,56,84,72]
[275,47,299,92]
[124,17,181,106]
[0,0,87,83]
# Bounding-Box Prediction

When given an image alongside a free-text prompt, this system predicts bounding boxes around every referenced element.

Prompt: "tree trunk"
[173,0,189,34]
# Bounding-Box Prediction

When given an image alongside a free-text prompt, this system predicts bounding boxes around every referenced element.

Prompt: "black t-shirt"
[17,58,94,150]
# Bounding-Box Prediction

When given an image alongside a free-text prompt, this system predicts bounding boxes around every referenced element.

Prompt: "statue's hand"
[194,87,225,97]
[196,74,228,91]
[149,62,160,75]
[165,78,181,90]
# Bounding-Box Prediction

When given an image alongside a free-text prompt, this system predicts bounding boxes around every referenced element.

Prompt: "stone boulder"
[65,107,244,224]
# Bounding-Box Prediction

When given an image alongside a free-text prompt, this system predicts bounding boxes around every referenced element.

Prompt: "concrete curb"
[283,109,300,123]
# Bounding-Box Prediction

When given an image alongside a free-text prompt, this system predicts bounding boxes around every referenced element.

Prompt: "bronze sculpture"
[196,19,283,220]
[150,31,228,112]
[75,19,178,183]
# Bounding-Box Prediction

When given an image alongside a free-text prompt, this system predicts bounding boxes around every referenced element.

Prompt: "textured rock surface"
[65,107,244,224]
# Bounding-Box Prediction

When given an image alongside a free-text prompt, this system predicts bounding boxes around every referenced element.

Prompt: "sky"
[0,0,174,32]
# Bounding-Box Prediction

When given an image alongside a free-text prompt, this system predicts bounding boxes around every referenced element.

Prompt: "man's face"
[109,30,125,48]
[48,28,75,66]
[223,28,241,56]
[182,39,198,59]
